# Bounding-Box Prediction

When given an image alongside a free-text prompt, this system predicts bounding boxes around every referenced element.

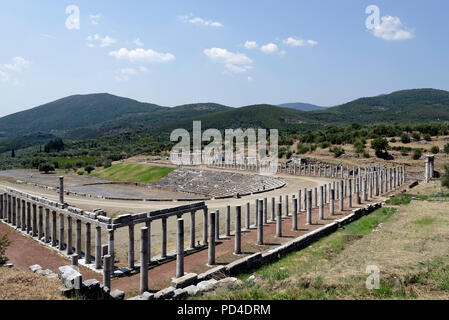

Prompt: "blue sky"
[0,0,448,117]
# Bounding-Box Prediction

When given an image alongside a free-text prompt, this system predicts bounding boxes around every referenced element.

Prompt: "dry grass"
[0,267,67,300]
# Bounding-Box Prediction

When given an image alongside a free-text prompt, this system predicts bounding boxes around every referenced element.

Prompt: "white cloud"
[244,41,259,49]
[90,14,101,25]
[109,48,175,63]
[0,70,10,83]
[3,57,30,72]
[204,48,253,74]
[180,14,223,27]
[283,37,318,47]
[0,56,30,85]
[86,34,117,48]
[114,66,150,82]
[134,38,144,47]
[247,76,253,82]
[372,15,414,41]
[260,43,279,54]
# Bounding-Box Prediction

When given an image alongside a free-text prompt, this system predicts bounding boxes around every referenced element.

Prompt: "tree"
[431,146,440,154]
[11,149,15,158]
[84,165,95,174]
[401,133,411,144]
[444,143,449,154]
[39,163,55,174]
[424,134,432,141]
[75,160,84,168]
[412,149,422,160]
[371,138,389,158]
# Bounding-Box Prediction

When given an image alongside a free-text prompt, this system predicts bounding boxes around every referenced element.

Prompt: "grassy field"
[0,267,68,300]
[90,163,175,184]
[200,182,449,300]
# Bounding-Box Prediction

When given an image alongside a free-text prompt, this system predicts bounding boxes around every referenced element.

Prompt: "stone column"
[7,195,11,223]
[0,194,3,221]
[16,198,21,229]
[324,184,327,205]
[38,206,43,240]
[59,213,64,251]
[330,189,335,215]
[45,208,50,243]
[128,224,135,269]
[103,255,112,293]
[85,223,91,264]
[140,227,149,293]
[263,198,268,224]
[76,219,82,256]
[271,197,275,221]
[176,218,184,278]
[314,187,318,208]
[362,178,367,201]
[32,204,37,237]
[319,186,324,220]
[12,196,16,226]
[298,190,302,212]
[190,211,196,249]
[67,216,72,254]
[235,205,242,254]
[95,226,102,269]
[276,202,282,237]
[59,176,64,204]
[348,179,353,208]
[306,190,312,225]
[161,217,167,258]
[254,199,258,226]
[257,200,263,245]
[285,195,289,217]
[107,228,114,270]
[208,211,216,265]
[145,221,152,263]
[203,208,208,245]
[215,210,220,240]
[292,195,298,230]
[26,202,31,233]
[226,205,231,237]
[339,180,344,211]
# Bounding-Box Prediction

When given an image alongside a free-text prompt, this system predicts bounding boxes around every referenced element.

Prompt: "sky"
[0,0,448,117]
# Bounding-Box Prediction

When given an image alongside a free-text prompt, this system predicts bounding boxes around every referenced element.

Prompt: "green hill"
[303,89,449,124]
[278,102,328,111]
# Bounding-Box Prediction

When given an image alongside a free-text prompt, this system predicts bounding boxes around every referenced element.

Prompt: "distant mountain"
[278,102,327,111]
[303,88,449,124]
[2,88,449,152]
[0,94,231,150]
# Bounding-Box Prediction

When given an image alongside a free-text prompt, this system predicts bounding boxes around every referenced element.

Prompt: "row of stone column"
[0,193,109,270]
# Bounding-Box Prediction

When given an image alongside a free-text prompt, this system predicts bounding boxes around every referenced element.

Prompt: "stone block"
[197,265,227,281]
[110,289,125,300]
[36,269,53,276]
[197,279,218,293]
[58,265,82,290]
[171,272,198,289]
[184,285,200,296]
[173,288,188,300]
[29,264,42,273]
[154,286,176,300]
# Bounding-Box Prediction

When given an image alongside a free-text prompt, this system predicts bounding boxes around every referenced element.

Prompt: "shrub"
[103,160,112,168]
[363,151,370,158]
[319,141,331,149]
[77,170,84,175]
[412,149,423,160]
[401,133,411,144]
[444,143,449,154]
[286,151,293,159]
[296,143,309,155]
[353,140,365,153]
[64,162,73,170]
[412,132,421,141]
[0,234,11,265]
[431,146,440,154]
[38,163,55,174]
[84,165,95,174]
[390,138,396,143]
[75,160,84,168]
[330,146,345,158]
[95,159,103,167]
[424,134,432,141]
[52,161,59,169]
